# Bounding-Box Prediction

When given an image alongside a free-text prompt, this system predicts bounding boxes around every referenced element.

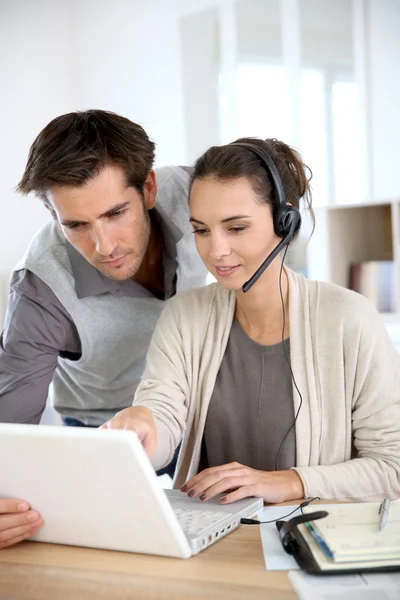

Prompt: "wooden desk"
[0,525,297,600]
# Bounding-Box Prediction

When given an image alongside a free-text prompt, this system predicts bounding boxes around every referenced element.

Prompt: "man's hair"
[17,109,156,202]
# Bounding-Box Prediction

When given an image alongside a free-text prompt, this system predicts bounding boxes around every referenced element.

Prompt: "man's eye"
[108,209,126,219]
[66,223,85,231]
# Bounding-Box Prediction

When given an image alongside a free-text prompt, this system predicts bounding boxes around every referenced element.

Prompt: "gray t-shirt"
[201,318,296,472]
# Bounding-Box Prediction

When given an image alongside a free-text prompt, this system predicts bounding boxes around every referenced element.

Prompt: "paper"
[258,505,301,570]
[157,474,173,488]
[289,570,400,600]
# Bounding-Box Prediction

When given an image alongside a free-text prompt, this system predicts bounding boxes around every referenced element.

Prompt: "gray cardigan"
[134,269,400,501]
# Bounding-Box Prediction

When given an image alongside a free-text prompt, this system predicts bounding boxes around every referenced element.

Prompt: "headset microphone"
[228,142,301,293]
[242,213,299,292]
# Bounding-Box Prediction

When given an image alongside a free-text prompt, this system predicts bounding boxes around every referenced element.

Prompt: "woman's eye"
[193,229,208,235]
[230,226,246,233]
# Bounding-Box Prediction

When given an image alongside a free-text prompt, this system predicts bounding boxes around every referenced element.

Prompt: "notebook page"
[303,503,400,562]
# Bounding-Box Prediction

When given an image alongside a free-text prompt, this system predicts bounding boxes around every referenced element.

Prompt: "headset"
[229,142,301,293]
[229,142,303,471]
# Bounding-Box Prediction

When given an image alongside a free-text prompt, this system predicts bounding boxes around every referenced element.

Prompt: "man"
[0,109,207,548]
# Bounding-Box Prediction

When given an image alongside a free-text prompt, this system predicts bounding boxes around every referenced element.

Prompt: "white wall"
[180,7,220,163]
[0,0,77,279]
[368,0,400,201]
[71,0,186,166]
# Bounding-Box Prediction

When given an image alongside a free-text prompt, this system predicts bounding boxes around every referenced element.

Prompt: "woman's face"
[189,176,281,291]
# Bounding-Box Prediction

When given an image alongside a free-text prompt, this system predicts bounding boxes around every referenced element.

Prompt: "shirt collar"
[66,243,126,298]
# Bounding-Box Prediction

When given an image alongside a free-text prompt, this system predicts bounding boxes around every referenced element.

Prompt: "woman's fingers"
[181,462,246,492]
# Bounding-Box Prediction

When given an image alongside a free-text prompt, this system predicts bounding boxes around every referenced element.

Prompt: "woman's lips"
[215,265,240,277]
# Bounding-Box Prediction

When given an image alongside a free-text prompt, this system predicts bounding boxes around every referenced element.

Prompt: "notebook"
[0,423,263,558]
[303,503,400,563]
[282,502,400,573]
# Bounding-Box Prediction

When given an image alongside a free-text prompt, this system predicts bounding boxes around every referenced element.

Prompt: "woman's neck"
[234,263,289,345]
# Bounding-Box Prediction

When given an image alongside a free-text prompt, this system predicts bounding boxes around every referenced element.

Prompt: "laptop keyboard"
[174,507,234,536]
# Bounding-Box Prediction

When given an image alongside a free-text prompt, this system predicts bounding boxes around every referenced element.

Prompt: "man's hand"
[180,462,304,504]
[0,498,43,549]
[101,406,157,458]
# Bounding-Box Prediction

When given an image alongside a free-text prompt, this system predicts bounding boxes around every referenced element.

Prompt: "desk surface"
[0,525,297,600]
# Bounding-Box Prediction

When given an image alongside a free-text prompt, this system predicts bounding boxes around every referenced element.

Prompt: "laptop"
[0,423,263,558]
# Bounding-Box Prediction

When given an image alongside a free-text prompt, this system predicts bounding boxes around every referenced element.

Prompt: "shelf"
[307,199,400,317]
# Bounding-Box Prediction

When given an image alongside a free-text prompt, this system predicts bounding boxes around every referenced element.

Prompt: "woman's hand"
[180,462,304,504]
[101,406,157,458]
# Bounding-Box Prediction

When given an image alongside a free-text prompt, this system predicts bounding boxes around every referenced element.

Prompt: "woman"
[105,137,400,504]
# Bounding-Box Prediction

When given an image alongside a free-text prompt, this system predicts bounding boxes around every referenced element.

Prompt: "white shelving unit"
[306,199,400,350]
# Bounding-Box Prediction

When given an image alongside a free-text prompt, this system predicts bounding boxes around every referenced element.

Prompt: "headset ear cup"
[276,206,301,238]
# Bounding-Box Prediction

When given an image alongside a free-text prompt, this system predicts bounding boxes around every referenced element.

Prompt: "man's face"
[46,165,156,281]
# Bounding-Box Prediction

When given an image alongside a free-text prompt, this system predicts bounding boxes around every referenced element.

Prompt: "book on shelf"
[348,261,395,313]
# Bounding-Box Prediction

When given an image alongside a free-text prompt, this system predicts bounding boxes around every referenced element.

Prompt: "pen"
[379,498,391,531]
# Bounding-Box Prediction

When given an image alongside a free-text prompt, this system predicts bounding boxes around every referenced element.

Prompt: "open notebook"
[298,502,400,573]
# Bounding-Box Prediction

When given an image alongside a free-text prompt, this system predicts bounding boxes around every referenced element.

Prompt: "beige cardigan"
[134,269,400,501]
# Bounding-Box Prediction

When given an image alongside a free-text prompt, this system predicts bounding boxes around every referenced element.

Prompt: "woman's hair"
[190,137,314,235]
[17,109,156,203]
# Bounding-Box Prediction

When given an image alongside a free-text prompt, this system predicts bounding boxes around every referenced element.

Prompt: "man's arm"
[0,269,81,423]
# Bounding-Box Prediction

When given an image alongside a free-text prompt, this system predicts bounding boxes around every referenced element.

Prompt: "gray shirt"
[0,261,163,422]
[201,318,296,472]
